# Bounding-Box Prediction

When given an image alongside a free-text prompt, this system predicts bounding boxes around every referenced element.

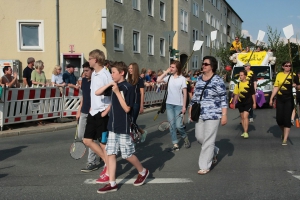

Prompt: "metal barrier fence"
[0,84,167,130]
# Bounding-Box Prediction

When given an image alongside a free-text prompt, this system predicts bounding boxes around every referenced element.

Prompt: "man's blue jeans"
[166,103,187,144]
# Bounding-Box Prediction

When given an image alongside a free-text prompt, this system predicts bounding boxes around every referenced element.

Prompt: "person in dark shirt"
[22,57,35,87]
[76,62,99,173]
[96,61,149,194]
[127,63,147,142]
[63,64,79,89]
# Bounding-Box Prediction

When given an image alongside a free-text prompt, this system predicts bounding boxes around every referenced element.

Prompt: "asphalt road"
[1,107,300,200]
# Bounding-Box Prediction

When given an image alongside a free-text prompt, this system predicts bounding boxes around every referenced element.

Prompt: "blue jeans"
[166,103,187,144]
[132,103,140,128]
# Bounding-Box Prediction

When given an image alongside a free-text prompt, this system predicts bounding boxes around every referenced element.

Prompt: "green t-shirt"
[31,70,46,87]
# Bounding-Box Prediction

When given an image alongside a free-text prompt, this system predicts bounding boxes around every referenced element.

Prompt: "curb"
[0,121,77,138]
[0,108,160,138]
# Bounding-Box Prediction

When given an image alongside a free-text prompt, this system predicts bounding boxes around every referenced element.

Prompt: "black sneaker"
[81,163,99,173]
[168,145,180,152]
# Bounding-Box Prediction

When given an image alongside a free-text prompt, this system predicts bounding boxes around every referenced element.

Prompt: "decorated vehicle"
[228,51,276,106]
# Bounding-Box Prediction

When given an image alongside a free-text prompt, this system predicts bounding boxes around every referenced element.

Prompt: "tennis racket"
[70,124,86,160]
[158,112,183,131]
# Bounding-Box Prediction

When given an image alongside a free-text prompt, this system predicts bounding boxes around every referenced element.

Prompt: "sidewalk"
[0,106,160,138]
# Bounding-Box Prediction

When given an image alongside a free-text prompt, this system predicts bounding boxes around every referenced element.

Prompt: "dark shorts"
[237,103,252,113]
[84,111,109,143]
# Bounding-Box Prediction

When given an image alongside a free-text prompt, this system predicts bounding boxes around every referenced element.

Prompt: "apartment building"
[0,0,241,79]
[106,0,172,71]
[173,0,243,71]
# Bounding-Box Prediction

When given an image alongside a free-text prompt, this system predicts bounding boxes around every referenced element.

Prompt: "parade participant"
[243,62,257,122]
[97,61,149,194]
[157,60,190,151]
[232,70,256,139]
[76,62,99,173]
[189,56,227,175]
[291,71,300,124]
[230,37,242,54]
[83,49,111,182]
[31,60,46,88]
[269,61,296,145]
[23,57,35,87]
[1,66,20,88]
[127,63,148,142]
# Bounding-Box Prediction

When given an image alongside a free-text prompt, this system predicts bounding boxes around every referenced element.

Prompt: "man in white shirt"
[83,49,112,183]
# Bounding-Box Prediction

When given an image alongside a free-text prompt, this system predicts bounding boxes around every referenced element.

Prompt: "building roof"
[223,0,243,23]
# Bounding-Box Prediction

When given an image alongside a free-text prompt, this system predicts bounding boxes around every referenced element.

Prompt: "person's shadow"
[211,139,234,170]
[114,139,175,187]
[0,146,27,162]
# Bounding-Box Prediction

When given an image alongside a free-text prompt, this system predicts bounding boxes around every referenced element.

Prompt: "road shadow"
[0,174,8,179]
[115,141,175,185]
[267,125,282,139]
[0,146,27,162]
[211,139,234,170]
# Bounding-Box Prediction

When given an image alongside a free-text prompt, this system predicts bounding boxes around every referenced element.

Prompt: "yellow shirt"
[233,80,255,104]
[230,41,242,52]
[274,72,295,95]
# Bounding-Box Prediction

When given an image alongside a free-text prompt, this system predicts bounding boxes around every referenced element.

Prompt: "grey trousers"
[78,113,97,165]
[195,119,220,170]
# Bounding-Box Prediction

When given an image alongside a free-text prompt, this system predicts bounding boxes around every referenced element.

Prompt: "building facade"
[0,0,241,80]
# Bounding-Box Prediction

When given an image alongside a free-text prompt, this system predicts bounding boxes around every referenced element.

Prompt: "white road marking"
[84,178,193,184]
[286,171,300,180]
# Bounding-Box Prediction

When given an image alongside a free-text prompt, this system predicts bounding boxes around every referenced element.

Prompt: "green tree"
[265,26,289,72]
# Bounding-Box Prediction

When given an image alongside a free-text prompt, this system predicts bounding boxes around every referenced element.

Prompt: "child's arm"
[95,82,113,96]
[112,82,131,113]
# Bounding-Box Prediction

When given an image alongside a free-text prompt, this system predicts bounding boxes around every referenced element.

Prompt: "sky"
[226,0,300,44]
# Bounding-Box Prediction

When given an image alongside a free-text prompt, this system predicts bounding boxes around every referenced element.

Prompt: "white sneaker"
[141,130,147,143]
[249,118,254,123]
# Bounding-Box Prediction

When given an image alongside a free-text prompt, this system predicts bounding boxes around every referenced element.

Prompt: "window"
[114,0,123,3]
[212,0,216,6]
[200,20,204,36]
[192,2,199,17]
[216,19,220,30]
[192,55,198,69]
[180,9,188,32]
[132,0,140,10]
[114,25,123,51]
[206,35,210,47]
[211,16,215,27]
[160,1,165,21]
[223,26,226,34]
[148,0,154,16]
[192,29,199,42]
[148,35,154,55]
[133,30,140,53]
[216,0,221,10]
[17,20,44,51]
[160,38,165,56]
[206,12,211,24]
[201,0,204,11]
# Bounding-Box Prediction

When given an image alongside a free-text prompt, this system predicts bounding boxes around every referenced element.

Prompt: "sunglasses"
[284,65,291,67]
[202,63,211,66]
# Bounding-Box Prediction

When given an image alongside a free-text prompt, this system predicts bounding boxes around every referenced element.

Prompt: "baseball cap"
[66,64,75,68]
[243,63,251,67]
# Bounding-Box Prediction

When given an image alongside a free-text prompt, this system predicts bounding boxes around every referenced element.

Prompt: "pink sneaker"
[96,174,109,184]
[99,166,107,177]
[97,183,118,194]
[133,169,149,186]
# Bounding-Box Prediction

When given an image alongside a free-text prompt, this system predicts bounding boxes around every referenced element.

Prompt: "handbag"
[191,74,215,122]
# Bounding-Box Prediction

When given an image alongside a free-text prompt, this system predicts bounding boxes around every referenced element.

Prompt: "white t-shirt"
[90,68,113,116]
[163,75,187,106]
